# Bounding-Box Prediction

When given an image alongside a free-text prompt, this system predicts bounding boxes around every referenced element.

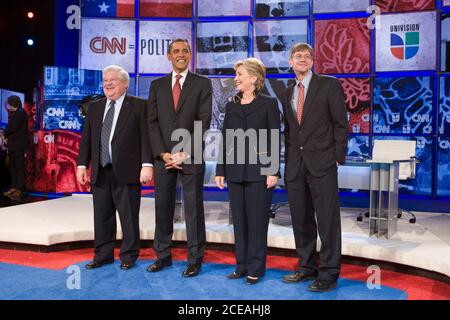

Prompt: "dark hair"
[168,39,191,54]
[6,95,22,109]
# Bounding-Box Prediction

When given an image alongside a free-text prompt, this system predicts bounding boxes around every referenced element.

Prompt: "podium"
[365,140,417,239]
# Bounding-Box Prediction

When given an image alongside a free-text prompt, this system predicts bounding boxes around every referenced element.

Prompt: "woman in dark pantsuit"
[215,58,281,284]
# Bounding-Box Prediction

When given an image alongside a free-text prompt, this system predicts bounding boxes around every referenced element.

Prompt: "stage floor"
[0,194,449,278]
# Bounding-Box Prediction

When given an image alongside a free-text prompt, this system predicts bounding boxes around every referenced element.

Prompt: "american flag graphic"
[81,0,135,18]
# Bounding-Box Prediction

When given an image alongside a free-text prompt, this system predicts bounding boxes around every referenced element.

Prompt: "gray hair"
[102,65,130,84]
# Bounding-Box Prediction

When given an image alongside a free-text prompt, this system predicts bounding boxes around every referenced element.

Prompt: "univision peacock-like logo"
[389,24,420,60]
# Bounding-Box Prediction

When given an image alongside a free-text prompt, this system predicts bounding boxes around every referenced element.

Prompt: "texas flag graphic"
[81,0,135,18]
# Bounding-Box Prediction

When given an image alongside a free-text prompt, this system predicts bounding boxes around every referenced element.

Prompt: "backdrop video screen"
[313,0,370,13]
[338,78,371,134]
[373,77,433,135]
[375,0,435,13]
[314,18,370,74]
[41,66,103,131]
[81,0,135,18]
[196,22,249,75]
[253,20,308,74]
[440,76,450,135]
[442,14,450,72]
[139,21,192,74]
[255,0,309,18]
[198,0,251,16]
[437,137,450,197]
[80,18,136,73]
[347,135,370,159]
[375,11,436,72]
[139,0,192,17]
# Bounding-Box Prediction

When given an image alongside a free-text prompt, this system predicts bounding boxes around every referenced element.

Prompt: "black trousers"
[91,164,141,264]
[0,150,11,191]
[153,162,206,265]
[286,159,342,282]
[9,151,25,191]
[227,181,273,278]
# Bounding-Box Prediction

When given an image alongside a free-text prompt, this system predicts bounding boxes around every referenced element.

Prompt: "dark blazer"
[216,94,281,182]
[5,107,28,152]
[147,71,212,174]
[78,94,153,185]
[281,73,348,180]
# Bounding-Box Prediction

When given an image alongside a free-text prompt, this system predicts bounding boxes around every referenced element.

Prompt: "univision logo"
[390,24,420,60]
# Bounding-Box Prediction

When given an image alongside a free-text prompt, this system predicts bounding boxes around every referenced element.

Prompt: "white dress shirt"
[171,68,189,90]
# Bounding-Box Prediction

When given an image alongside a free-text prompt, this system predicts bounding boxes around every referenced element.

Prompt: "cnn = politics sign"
[80,18,136,73]
[375,11,436,72]
[139,21,192,74]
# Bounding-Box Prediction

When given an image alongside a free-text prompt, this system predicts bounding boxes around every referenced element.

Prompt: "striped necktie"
[100,100,115,167]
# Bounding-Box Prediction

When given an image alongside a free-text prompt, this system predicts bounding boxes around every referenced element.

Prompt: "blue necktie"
[100,101,115,167]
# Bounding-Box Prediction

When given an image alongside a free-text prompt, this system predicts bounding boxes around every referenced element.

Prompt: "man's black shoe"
[182,263,201,277]
[120,262,135,270]
[226,271,246,279]
[85,260,114,269]
[146,259,172,272]
[282,272,317,283]
[308,279,337,292]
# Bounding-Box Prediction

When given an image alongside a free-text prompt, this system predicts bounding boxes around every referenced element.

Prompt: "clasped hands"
[161,152,189,170]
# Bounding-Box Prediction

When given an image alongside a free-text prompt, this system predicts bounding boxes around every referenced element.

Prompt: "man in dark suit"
[77,65,154,270]
[147,39,212,277]
[3,95,28,201]
[281,43,348,292]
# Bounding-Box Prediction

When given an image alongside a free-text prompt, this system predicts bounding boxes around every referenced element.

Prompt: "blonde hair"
[233,58,266,94]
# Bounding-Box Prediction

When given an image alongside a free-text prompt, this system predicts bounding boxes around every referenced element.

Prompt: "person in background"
[0,127,11,193]
[215,58,281,285]
[3,95,28,201]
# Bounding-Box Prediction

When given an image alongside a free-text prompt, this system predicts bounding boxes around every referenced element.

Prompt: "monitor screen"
[255,0,309,18]
[373,77,433,135]
[314,18,370,74]
[253,20,308,74]
[375,11,437,72]
[196,22,249,75]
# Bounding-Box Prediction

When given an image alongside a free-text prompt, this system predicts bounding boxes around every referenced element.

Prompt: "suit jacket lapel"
[299,73,320,128]
[164,73,175,117]
[111,95,132,142]
[286,84,300,128]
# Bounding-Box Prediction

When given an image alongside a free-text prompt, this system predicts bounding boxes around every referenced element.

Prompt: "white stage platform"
[0,194,449,278]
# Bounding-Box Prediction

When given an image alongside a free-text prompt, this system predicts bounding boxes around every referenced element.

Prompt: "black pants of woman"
[227,181,274,278]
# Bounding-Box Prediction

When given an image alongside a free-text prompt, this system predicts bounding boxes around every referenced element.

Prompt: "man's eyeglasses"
[292,54,313,61]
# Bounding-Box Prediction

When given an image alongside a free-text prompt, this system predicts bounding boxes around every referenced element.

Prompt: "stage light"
[27,11,34,19]
[27,39,34,46]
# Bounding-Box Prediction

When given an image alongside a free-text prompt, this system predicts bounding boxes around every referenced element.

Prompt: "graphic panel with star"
[81,0,135,18]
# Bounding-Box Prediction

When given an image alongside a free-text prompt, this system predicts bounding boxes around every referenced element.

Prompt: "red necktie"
[296,82,305,125]
[172,74,182,111]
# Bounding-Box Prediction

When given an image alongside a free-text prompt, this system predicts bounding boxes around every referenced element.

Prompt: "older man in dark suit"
[77,65,154,270]
[147,39,212,277]
[281,43,348,292]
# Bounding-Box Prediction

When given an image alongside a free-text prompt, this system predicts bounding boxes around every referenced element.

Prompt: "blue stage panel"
[373,76,434,135]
